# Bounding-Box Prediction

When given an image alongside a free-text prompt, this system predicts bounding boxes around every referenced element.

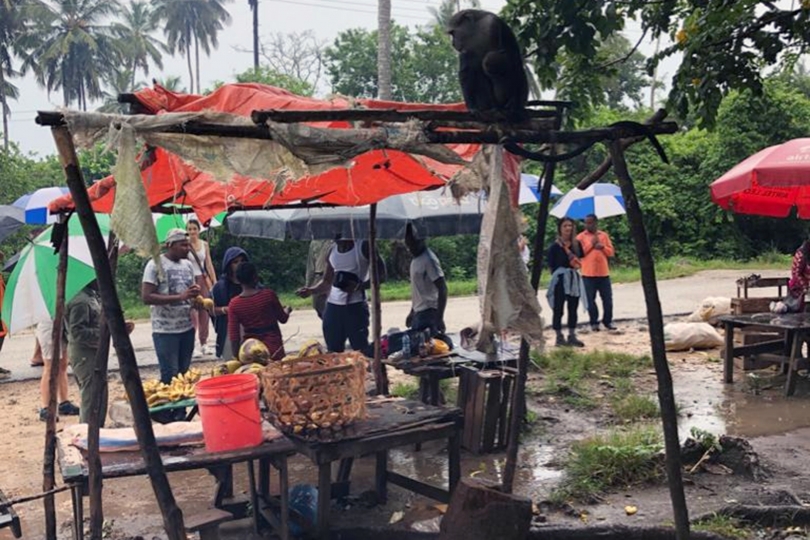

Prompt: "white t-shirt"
[327,242,370,306]
[142,254,201,334]
[410,248,444,313]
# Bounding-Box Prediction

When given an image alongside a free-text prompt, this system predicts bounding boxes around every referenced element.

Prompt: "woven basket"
[261,351,367,436]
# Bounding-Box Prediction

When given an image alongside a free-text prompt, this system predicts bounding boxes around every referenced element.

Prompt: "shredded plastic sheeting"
[109,124,162,274]
[476,147,544,346]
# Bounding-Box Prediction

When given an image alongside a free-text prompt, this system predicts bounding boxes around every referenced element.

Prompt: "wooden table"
[719,312,810,396]
[57,432,296,540]
[385,347,518,405]
[286,399,462,539]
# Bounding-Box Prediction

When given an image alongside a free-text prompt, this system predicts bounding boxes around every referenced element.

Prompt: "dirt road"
[0,269,784,382]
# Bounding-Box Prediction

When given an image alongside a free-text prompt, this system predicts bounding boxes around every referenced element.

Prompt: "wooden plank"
[481,376,502,453]
[184,508,233,532]
[497,375,513,449]
[375,452,388,503]
[386,471,450,503]
[728,339,784,358]
[0,489,22,539]
[466,374,487,454]
[786,333,803,397]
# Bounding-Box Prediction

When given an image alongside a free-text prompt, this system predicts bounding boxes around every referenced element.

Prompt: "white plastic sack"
[685,296,732,323]
[664,322,724,351]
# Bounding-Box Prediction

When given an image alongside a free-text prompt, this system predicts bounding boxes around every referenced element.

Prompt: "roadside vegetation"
[533,348,674,503]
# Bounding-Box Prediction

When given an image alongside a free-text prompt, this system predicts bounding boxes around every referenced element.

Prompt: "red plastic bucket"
[195,374,263,452]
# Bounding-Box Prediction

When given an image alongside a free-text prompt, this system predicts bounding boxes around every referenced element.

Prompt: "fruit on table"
[225,360,243,374]
[142,368,201,406]
[236,363,264,376]
[298,340,325,358]
[211,363,230,377]
[429,339,450,355]
[239,338,271,365]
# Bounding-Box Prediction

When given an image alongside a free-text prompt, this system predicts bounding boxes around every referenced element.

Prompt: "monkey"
[447,9,529,122]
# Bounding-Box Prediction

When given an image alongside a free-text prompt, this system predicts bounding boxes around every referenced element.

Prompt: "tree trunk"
[50,127,186,540]
[376,0,392,100]
[0,68,9,151]
[87,234,119,540]
[195,34,201,96]
[252,0,260,70]
[608,140,690,540]
[43,218,68,540]
[186,43,194,94]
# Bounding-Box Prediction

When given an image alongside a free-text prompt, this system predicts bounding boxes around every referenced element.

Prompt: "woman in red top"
[228,262,292,361]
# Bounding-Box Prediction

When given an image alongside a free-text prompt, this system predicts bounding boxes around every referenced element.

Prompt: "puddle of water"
[673,363,810,439]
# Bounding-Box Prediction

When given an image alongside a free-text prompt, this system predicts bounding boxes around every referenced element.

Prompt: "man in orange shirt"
[577,214,617,332]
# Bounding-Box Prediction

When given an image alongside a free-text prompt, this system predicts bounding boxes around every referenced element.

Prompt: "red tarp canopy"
[50,84,490,224]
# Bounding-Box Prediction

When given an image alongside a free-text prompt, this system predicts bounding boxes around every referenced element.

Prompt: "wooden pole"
[50,126,186,540]
[368,203,388,395]
[43,216,68,540]
[502,158,558,493]
[608,140,690,540]
[87,233,119,540]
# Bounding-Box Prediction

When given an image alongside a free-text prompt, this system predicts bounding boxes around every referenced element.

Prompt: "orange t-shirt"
[576,230,614,277]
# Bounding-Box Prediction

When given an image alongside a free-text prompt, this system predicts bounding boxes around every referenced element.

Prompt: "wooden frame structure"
[34,102,689,540]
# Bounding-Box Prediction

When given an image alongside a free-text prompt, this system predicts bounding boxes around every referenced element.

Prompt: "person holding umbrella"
[577,214,617,332]
[547,218,586,347]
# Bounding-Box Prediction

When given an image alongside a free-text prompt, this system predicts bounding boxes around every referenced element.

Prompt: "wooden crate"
[730,296,780,315]
[457,367,515,455]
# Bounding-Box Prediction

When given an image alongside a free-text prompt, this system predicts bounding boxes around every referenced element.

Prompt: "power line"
[262,0,432,21]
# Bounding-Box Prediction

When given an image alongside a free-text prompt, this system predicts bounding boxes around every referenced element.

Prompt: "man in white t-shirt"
[405,225,447,336]
[141,229,202,385]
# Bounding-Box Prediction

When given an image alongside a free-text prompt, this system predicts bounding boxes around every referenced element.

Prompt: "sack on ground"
[664,322,724,351]
[685,296,731,323]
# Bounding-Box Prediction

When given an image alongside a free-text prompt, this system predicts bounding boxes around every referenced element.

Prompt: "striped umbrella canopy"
[519,174,563,205]
[550,183,626,220]
[153,211,226,242]
[13,187,70,224]
[2,214,110,333]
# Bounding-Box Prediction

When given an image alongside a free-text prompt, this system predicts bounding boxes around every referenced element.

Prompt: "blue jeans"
[153,329,196,384]
[583,276,613,327]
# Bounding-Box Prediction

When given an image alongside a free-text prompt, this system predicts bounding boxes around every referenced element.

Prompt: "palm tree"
[152,0,232,94]
[21,0,123,111]
[112,1,165,88]
[98,67,145,113]
[154,75,186,93]
[249,0,258,69]
[0,0,44,150]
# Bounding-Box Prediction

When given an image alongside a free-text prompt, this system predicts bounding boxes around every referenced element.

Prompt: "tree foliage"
[502,0,810,126]
[324,23,461,104]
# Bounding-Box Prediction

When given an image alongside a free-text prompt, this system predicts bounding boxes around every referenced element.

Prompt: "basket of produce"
[261,346,367,436]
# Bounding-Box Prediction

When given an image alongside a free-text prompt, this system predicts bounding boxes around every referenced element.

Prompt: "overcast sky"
[8,0,659,157]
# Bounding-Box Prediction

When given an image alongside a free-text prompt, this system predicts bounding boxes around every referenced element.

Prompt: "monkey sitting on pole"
[447,9,529,123]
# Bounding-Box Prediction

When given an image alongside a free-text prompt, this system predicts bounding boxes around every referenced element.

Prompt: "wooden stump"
[438,479,531,540]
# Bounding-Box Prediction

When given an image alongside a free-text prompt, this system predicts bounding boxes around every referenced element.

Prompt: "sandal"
[0,367,10,379]
[30,359,44,367]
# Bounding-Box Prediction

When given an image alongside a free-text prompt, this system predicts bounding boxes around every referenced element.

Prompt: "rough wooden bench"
[0,488,22,539]
[185,508,233,540]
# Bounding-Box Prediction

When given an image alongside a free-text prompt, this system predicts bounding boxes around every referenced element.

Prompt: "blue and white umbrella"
[519,174,562,205]
[12,187,70,224]
[550,183,626,219]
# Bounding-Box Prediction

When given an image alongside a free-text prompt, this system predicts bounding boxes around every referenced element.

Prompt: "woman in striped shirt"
[228,262,292,361]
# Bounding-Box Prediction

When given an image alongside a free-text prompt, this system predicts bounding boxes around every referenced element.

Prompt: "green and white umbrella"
[153,211,226,242]
[2,214,110,333]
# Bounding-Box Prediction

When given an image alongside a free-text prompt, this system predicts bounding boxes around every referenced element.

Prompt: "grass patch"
[391,381,420,400]
[551,424,664,503]
[612,394,660,422]
[693,515,749,539]
[534,348,652,410]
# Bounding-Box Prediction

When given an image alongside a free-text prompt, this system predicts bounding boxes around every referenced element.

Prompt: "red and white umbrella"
[711,138,810,218]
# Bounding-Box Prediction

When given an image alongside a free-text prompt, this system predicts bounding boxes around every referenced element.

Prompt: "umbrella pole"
[502,159,558,494]
[50,126,186,540]
[42,216,68,540]
[608,140,690,540]
[87,232,119,540]
[369,204,388,395]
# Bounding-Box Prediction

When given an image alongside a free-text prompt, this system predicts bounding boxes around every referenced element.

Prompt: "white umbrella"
[12,187,70,224]
[550,183,627,219]
[519,174,562,205]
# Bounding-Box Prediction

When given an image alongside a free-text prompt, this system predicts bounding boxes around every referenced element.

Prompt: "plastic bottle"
[402,333,411,358]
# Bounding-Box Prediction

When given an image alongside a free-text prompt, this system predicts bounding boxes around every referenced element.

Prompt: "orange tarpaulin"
[50,84,497,224]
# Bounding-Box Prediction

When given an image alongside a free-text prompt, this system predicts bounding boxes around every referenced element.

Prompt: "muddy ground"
[3,317,810,539]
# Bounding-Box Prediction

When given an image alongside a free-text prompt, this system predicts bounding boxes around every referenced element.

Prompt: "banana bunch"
[143,368,201,407]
